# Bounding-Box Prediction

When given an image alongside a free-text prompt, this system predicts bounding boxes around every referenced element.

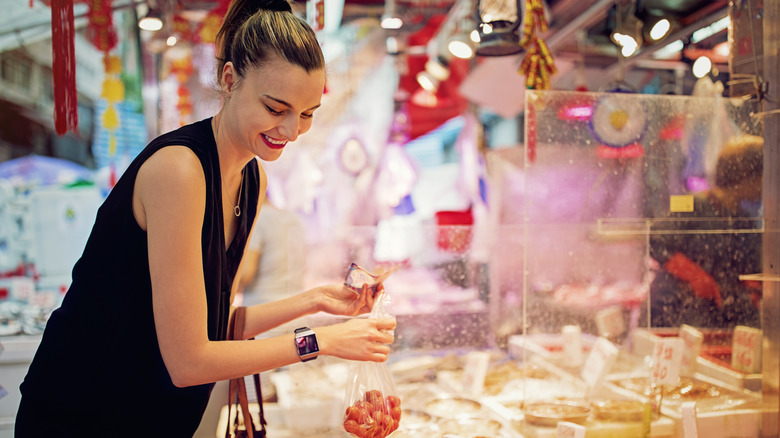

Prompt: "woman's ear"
[221,62,236,95]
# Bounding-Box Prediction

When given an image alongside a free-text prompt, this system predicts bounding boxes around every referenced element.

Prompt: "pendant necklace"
[221,170,244,217]
[214,116,243,217]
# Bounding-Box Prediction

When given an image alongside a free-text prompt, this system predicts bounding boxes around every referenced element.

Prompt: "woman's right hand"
[317,317,396,362]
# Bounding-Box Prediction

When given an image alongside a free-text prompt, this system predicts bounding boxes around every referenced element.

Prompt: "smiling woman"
[15,0,395,436]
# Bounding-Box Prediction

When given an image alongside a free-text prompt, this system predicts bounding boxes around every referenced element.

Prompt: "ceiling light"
[691,16,730,43]
[386,36,400,55]
[649,18,670,41]
[138,11,163,32]
[609,2,642,57]
[621,39,638,57]
[692,56,712,78]
[425,57,450,81]
[380,0,403,30]
[448,34,475,59]
[166,36,177,47]
[416,71,439,93]
[713,41,729,58]
[475,0,523,56]
[381,16,403,30]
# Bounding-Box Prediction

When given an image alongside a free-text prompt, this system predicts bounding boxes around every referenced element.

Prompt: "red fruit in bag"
[390,405,401,421]
[355,400,373,412]
[365,390,383,408]
[345,406,360,421]
[344,391,402,438]
[344,419,360,435]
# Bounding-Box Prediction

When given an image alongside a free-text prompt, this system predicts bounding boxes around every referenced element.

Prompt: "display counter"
[0,335,41,438]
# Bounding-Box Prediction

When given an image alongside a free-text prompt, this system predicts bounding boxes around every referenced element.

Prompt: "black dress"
[16,118,259,437]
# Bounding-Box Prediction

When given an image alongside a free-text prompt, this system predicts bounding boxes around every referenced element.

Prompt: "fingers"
[369,345,392,362]
[374,317,397,331]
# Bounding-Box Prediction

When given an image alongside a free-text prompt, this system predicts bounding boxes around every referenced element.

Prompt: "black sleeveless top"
[18,118,259,436]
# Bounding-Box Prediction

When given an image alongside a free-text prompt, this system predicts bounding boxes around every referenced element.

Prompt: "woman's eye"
[301,113,314,120]
[266,106,283,115]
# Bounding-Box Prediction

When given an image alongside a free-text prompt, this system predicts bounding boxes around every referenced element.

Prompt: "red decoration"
[51,0,78,135]
[198,0,231,44]
[86,0,117,53]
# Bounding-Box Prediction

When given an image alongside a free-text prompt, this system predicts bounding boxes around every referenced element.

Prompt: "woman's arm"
[135,145,216,387]
[137,150,393,388]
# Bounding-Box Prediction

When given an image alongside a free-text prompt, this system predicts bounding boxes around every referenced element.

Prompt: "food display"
[590,399,648,422]
[438,415,503,436]
[523,401,591,427]
[424,395,483,418]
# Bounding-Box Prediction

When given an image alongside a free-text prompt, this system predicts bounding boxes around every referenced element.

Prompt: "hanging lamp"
[474,0,523,56]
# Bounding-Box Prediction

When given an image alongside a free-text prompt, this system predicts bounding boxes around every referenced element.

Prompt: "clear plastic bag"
[342,265,401,438]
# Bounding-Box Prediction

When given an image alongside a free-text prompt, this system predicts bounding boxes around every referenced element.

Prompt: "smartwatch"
[294,327,319,362]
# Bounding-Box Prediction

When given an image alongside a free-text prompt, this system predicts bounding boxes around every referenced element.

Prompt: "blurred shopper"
[16,1,394,436]
[649,135,763,328]
[239,198,305,307]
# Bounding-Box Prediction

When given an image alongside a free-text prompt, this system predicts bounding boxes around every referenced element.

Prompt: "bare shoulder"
[134,146,206,230]
[139,146,204,184]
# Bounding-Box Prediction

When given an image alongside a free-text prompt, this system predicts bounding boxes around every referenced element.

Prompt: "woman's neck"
[212,113,249,178]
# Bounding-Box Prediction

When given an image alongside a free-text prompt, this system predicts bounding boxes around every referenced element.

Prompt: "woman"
[15,0,395,436]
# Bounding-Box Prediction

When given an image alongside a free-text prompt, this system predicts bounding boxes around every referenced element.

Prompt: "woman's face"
[221,55,325,162]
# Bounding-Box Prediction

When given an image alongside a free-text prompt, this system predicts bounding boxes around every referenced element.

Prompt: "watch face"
[296,331,319,356]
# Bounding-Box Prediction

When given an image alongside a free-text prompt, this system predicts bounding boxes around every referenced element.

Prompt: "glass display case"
[253,90,777,438]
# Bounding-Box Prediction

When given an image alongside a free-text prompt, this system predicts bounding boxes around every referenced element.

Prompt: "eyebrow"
[264,95,321,112]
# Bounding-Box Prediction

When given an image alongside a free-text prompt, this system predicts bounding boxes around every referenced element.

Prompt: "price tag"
[670,195,694,212]
[557,421,586,438]
[679,324,703,376]
[595,305,625,339]
[581,337,619,389]
[462,350,491,397]
[680,401,698,438]
[651,337,684,385]
[562,325,583,367]
[731,325,762,374]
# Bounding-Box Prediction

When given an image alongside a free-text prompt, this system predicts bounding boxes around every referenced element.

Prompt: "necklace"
[214,117,243,217]
[222,170,244,217]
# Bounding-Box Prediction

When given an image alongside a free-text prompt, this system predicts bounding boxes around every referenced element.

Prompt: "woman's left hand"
[318,283,380,316]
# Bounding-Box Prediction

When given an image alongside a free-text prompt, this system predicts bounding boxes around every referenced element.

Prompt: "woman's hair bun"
[251,0,293,13]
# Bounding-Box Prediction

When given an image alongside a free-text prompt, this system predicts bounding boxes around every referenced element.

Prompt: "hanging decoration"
[173,14,196,43]
[51,0,78,135]
[86,0,121,186]
[198,0,231,44]
[86,0,118,53]
[170,54,195,126]
[517,0,556,90]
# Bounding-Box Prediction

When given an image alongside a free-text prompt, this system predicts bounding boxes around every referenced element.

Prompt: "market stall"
[1,0,779,437]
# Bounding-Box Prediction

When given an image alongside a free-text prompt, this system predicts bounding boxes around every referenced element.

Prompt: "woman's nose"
[278,116,299,142]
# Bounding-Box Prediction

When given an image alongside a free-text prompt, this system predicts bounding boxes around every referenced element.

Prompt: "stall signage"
[680,401,698,438]
[651,337,683,386]
[581,337,618,389]
[462,350,491,397]
[562,325,583,367]
[557,421,586,438]
[594,305,625,339]
[731,325,762,374]
[670,195,694,212]
[679,324,703,376]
